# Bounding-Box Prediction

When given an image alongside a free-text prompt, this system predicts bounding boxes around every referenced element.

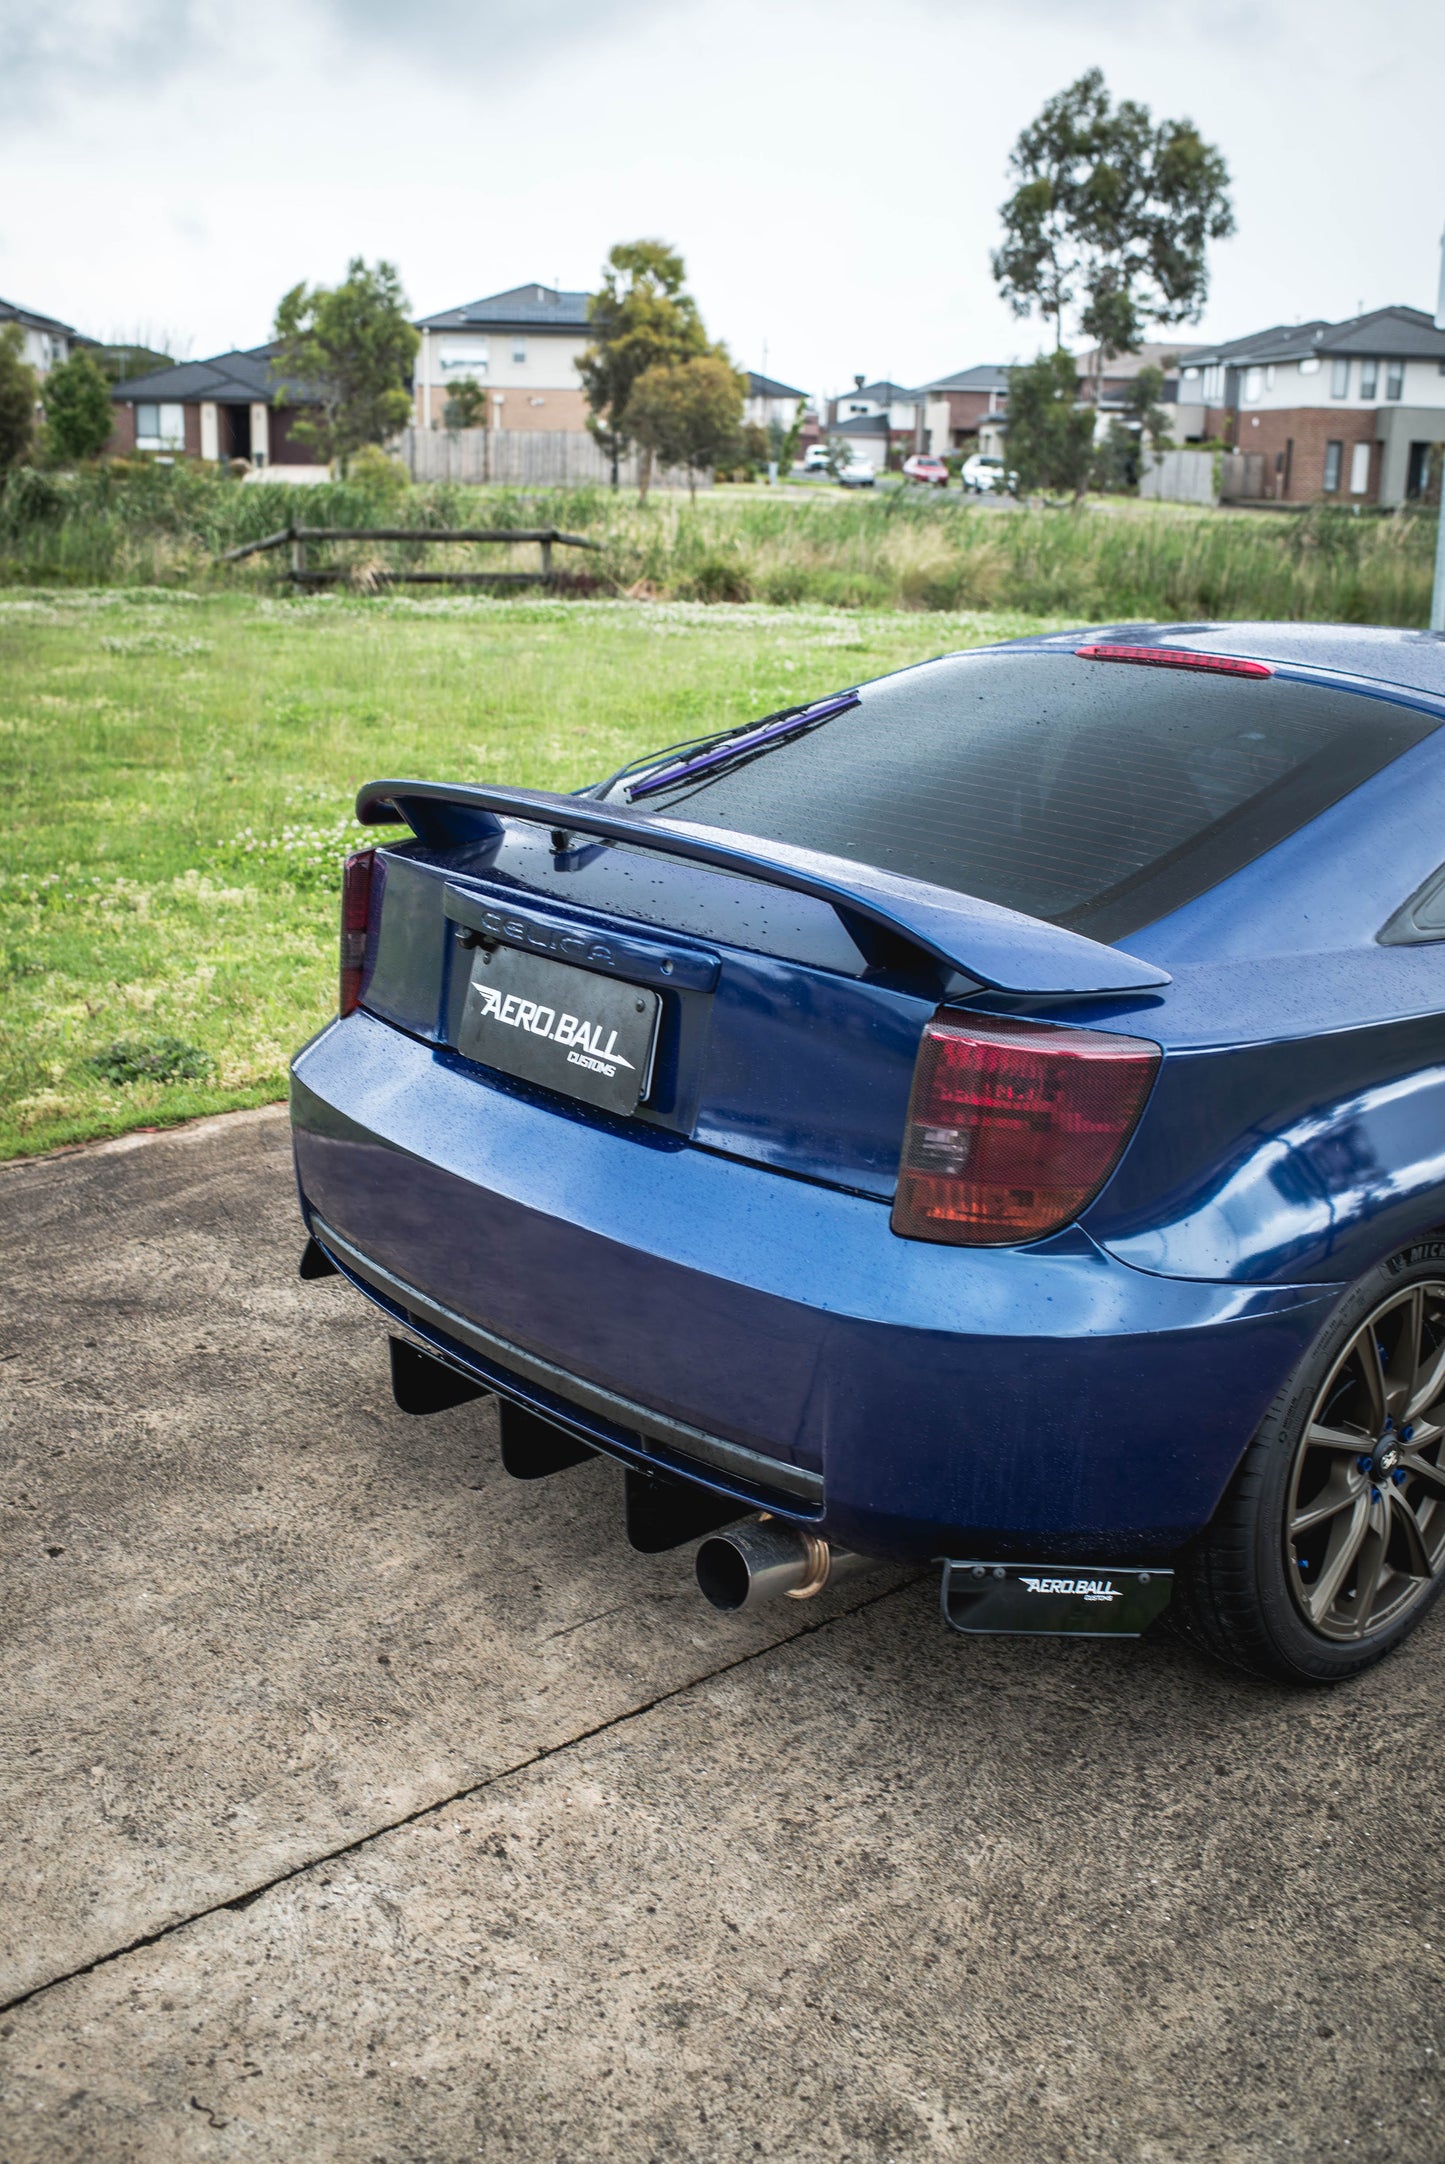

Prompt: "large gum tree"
[992,69,1234,378]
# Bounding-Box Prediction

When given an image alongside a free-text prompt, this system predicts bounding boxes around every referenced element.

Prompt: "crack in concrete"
[0,1579,910,2021]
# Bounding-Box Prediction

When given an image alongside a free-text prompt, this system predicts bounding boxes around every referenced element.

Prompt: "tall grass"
[1,460,1437,623]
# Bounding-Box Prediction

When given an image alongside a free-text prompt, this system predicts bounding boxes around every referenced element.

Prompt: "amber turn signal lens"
[891,1013,1160,1246]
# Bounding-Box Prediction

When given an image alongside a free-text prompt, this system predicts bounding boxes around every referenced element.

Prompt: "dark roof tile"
[416,283,591,332]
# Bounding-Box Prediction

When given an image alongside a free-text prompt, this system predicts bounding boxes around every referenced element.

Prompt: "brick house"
[413,283,591,434]
[1178,307,1445,504]
[918,364,1010,452]
[109,346,325,474]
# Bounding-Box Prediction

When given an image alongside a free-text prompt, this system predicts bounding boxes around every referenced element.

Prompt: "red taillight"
[339,848,375,1017]
[891,1014,1159,1246]
[1075,643,1273,678]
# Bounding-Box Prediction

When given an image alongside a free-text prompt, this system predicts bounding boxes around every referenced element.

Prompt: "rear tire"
[1175,1246,1445,1685]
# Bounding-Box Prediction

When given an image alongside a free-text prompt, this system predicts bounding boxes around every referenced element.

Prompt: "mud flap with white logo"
[940,1560,1173,1637]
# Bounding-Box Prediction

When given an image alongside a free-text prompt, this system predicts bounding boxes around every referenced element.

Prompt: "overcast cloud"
[2,0,1441,403]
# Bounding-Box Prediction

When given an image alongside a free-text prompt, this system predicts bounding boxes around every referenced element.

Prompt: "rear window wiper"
[611,691,860,805]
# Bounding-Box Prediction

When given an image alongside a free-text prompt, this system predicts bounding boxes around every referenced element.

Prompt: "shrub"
[90,1037,216,1085]
[43,351,115,462]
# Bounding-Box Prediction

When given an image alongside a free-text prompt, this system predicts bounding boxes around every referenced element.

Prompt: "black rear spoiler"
[355,779,1170,997]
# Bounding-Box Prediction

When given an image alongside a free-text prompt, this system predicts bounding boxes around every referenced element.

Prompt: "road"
[1,1108,1441,2161]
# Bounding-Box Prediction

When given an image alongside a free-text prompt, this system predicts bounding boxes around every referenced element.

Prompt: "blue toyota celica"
[291,623,1445,1686]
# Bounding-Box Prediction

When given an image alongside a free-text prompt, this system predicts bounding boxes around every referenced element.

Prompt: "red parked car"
[902,454,950,487]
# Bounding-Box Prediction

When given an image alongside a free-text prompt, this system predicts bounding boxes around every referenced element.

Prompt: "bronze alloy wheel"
[1286,1282,1445,1642]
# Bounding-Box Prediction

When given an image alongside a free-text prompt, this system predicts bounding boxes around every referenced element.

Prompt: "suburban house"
[1,298,84,377]
[919,364,1009,452]
[744,371,808,432]
[1178,306,1445,503]
[828,378,921,431]
[413,283,591,433]
[1074,341,1209,440]
[109,346,323,473]
[825,378,923,464]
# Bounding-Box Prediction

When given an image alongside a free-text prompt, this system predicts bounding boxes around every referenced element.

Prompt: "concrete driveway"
[1,1107,1442,2162]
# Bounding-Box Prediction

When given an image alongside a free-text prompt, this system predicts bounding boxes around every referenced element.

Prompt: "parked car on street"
[293,626,1445,1686]
[800,445,832,474]
[902,454,950,487]
[835,456,876,488]
[961,453,1010,493]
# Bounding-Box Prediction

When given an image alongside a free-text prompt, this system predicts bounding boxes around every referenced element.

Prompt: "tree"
[992,69,1233,373]
[443,378,489,431]
[0,324,38,471]
[43,349,114,461]
[625,354,746,499]
[1123,362,1171,451]
[578,241,709,486]
[1005,350,1096,500]
[767,406,806,479]
[272,258,419,474]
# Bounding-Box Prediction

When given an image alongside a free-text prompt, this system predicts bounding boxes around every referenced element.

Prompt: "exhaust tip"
[695,1533,752,1612]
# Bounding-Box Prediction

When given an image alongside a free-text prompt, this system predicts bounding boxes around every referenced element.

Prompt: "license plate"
[940,1561,1173,1637]
[456,942,659,1116]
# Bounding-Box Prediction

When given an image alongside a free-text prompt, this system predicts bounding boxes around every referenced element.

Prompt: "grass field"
[0,588,1065,1158]
[2,465,1438,623]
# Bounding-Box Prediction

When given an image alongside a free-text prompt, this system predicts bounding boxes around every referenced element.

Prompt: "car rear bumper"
[292,1011,1332,1565]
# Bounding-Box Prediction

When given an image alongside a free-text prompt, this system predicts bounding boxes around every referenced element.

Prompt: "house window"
[512,341,526,364]
[1299,357,1321,376]
[439,343,488,376]
[1331,357,1349,398]
[1244,367,1263,402]
[1323,440,1343,493]
[1266,364,1276,390]
[1361,358,1379,398]
[1349,442,1371,495]
[1386,359,1404,400]
[1181,366,1199,383]
[135,402,185,451]
[1203,364,1224,402]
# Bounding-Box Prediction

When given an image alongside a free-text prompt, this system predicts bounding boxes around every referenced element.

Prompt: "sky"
[3,0,1443,408]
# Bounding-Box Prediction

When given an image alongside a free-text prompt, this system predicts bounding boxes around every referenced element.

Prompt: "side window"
[1330,358,1349,398]
[1323,441,1343,493]
[1361,358,1379,398]
[1386,360,1405,401]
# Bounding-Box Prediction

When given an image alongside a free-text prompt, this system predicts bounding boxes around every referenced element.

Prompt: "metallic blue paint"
[292,623,1445,1568]
[292,1011,1327,1562]
[355,779,1172,994]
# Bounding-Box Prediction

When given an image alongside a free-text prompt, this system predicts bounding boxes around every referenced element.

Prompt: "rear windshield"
[619,652,1437,939]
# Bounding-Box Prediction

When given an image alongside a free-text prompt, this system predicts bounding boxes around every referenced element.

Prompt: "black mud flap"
[498,1399,596,1480]
[941,1561,1173,1638]
[389,1336,491,1416]
[623,1466,747,1554]
[299,1236,339,1281]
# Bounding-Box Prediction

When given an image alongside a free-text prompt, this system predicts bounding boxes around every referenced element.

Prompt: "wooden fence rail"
[217,525,603,587]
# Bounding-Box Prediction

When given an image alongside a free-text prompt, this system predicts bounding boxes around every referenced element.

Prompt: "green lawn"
[0,589,1063,1157]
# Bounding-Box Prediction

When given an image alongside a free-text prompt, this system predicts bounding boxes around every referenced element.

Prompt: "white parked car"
[961,453,1011,494]
[836,456,877,489]
[800,445,833,473]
